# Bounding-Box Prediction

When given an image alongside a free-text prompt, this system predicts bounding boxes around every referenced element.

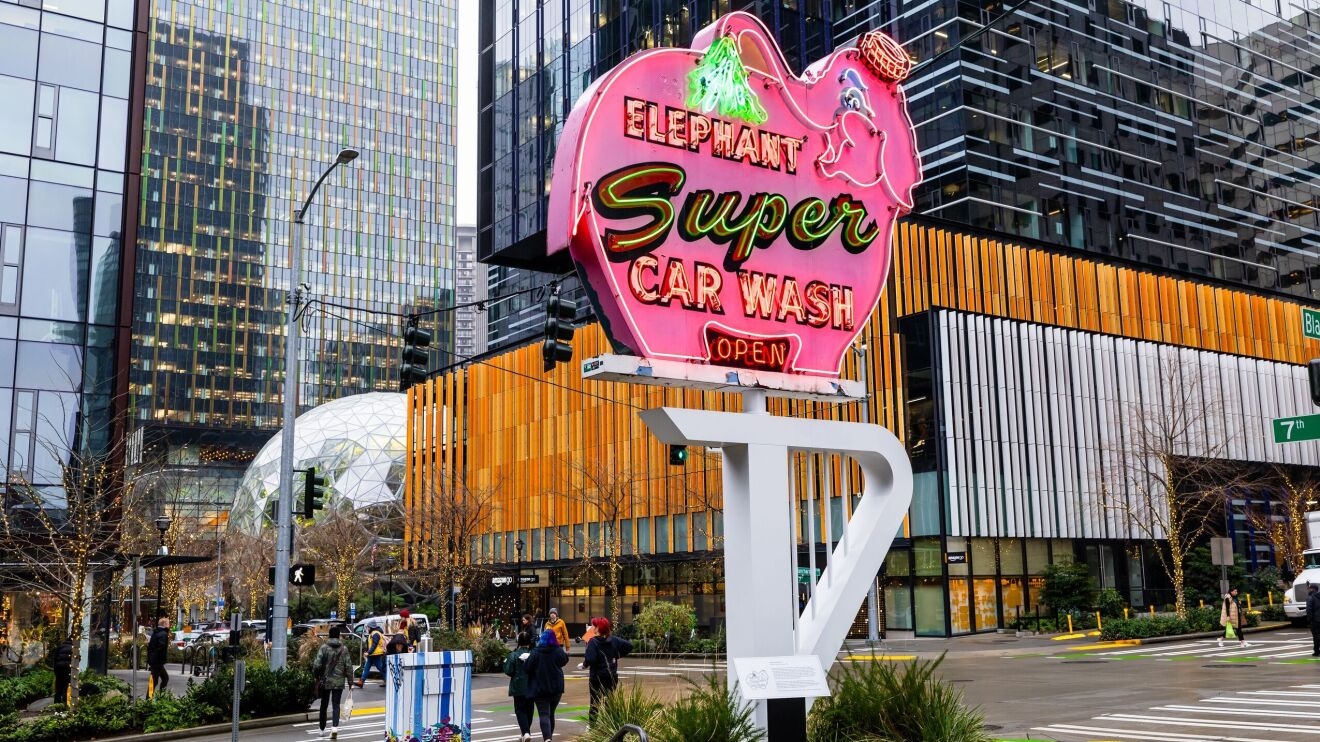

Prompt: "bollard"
[1124,607,1129,619]
[1096,611,1102,632]
[1199,599,1204,609]
[1067,613,1073,633]
[1149,604,1155,617]
[1246,594,1252,612]
[1269,591,1273,607]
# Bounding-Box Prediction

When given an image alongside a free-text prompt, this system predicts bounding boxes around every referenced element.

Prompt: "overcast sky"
[456,2,477,227]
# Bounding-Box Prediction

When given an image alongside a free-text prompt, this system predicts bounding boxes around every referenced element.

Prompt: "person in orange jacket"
[544,608,570,651]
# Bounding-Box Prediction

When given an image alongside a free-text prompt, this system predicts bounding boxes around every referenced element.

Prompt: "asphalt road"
[171,631,1320,741]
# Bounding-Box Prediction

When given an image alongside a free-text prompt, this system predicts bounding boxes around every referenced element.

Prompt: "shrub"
[807,654,991,742]
[78,669,130,697]
[634,602,696,651]
[1039,563,1096,616]
[139,692,219,733]
[429,627,473,651]
[1095,588,1125,618]
[2,693,138,742]
[653,676,763,742]
[471,636,508,674]
[1257,604,1286,621]
[0,669,55,714]
[573,684,663,742]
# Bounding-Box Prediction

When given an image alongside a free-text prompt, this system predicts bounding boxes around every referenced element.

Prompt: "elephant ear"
[817,110,884,188]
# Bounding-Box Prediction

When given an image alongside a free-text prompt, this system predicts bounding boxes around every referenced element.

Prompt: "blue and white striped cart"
[383,650,473,742]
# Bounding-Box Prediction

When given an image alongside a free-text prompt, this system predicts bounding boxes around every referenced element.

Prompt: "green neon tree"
[687,35,769,125]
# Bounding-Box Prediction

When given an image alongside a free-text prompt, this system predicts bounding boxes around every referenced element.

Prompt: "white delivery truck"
[1283,510,1320,626]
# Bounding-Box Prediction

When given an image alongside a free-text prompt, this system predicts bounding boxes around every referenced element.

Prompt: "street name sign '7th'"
[1273,414,1320,443]
[1305,308,1320,341]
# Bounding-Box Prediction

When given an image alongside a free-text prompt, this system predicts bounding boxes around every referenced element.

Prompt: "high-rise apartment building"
[0,0,138,500]
[479,1,1320,350]
[477,0,834,349]
[454,224,488,361]
[841,0,1320,297]
[130,0,460,507]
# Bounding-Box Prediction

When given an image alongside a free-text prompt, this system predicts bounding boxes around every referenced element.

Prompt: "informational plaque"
[731,655,832,700]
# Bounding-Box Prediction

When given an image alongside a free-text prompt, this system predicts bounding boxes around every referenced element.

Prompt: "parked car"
[351,613,430,639]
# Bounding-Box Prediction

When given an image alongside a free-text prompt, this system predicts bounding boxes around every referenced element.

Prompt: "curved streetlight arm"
[295,149,359,223]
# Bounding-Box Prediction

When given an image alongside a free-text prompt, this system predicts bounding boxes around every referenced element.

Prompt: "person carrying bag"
[312,626,355,739]
[582,617,632,725]
[1218,588,1247,649]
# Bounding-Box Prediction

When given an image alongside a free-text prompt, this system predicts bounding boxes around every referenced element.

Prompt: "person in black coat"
[523,629,569,741]
[582,617,632,724]
[146,618,171,695]
[1306,583,1320,657]
[52,639,73,705]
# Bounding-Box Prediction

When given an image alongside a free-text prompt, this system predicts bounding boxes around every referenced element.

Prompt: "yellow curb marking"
[1051,633,1087,641]
[352,706,385,716]
[1064,640,1141,651]
[842,654,917,661]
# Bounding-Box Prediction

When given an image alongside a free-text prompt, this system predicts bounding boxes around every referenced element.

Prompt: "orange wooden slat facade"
[404,223,1317,567]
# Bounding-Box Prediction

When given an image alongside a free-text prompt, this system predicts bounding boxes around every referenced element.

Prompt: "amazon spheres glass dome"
[230,392,407,534]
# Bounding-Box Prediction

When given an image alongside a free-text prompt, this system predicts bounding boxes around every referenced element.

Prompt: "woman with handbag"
[313,626,355,738]
[1219,587,1248,649]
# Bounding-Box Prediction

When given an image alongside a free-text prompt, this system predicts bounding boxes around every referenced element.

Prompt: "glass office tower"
[479,0,1320,349]
[131,0,459,497]
[836,0,1320,297]
[477,0,834,349]
[0,0,137,500]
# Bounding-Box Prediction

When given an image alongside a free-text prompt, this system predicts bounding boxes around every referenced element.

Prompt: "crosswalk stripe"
[1033,723,1281,742]
[1100,712,1318,733]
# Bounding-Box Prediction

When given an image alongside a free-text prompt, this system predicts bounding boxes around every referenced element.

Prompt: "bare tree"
[1243,466,1319,579]
[1100,351,1241,618]
[554,459,646,629]
[224,528,276,613]
[0,423,129,706]
[409,466,501,622]
[301,508,374,618]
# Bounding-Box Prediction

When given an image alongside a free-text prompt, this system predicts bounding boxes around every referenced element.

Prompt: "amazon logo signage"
[547,11,921,377]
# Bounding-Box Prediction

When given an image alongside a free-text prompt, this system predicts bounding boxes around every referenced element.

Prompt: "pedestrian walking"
[399,609,420,651]
[146,617,171,696]
[582,617,632,725]
[313,626,355,739]
[356,622,387,687]
[544,608,570,651]
[1218,587,1247,648]
[503,631,536,741]
[1306,583,1320,657]
[524,629,569,742]
[51,638,73,705]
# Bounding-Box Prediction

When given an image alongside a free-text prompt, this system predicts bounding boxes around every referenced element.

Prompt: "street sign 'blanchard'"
[1304,307,1320,341]
[547,12,922,379]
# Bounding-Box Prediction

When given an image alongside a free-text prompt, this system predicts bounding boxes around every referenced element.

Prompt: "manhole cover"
[950,679,973,683]
[992,639,1017,643]
[983,725,1003,732]
[1203,664,1255,668]
[1062,660,1108,664]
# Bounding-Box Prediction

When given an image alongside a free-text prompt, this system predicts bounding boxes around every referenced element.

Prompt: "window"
[32,83,55,155]
[0,224,21,312]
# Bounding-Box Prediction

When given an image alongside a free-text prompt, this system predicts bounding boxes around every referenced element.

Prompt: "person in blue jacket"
[523,629,569,741]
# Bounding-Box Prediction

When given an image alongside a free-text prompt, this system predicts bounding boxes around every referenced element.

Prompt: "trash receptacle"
[384,650,472,741]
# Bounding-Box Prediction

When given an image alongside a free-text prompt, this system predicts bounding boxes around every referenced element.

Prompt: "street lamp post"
[384,556,396,613]
[514,538,525,627]
[270,148,359,671]
[154,515,172,621]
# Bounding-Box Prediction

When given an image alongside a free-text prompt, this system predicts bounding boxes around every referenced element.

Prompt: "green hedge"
[0,670,54,715]
[0,665,314,742]
[1099,606,1261,641]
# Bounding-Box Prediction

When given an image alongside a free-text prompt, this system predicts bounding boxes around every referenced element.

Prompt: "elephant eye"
[840,90,862,110]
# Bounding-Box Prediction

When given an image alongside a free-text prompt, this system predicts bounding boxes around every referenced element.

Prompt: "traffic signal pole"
[270,212,302,671]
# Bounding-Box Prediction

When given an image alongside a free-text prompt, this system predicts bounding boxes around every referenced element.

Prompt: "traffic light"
[669,444,688,466]
[542,286,575,372]
[303,466,327,518]
[400,319,432,391]
[1310,359,1320,407]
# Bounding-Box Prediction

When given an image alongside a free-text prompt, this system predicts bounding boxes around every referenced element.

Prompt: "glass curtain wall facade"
[131,0,459,494]
[834,0,1320,298]
[476,0,833,350]
[0,0,137,501]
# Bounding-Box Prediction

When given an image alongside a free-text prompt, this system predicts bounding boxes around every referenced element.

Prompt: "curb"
[95,713,308,742]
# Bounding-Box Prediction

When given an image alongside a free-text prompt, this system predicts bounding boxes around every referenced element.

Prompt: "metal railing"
[607,724,649,741]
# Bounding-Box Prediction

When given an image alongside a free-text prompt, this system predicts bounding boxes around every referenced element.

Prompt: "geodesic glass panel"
[230,392,407,534]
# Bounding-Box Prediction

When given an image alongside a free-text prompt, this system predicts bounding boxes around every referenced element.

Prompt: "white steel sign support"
[640,389,912,733]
